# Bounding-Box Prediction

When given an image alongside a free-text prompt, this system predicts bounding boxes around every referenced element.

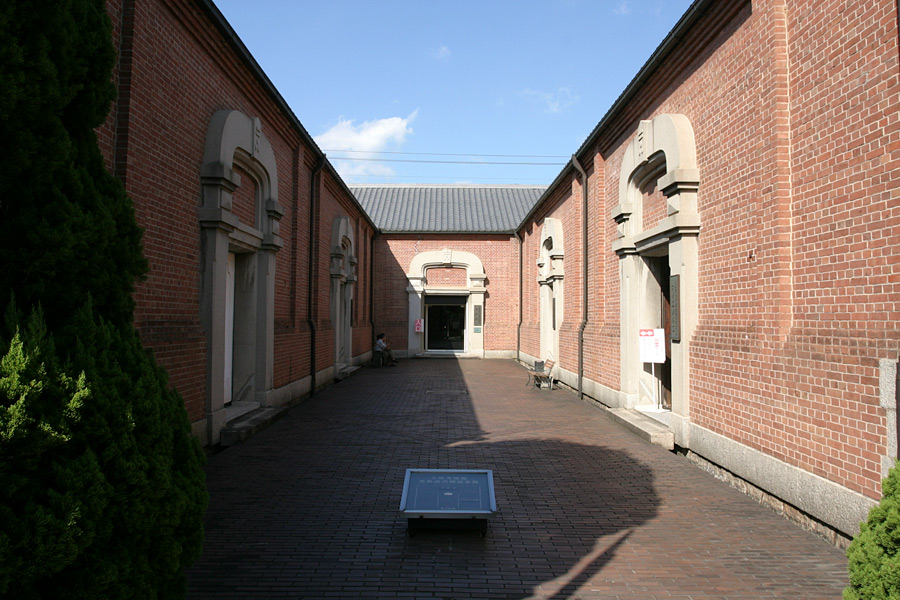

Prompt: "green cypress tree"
[845,461,900,600]
[0,307,107,597]
[0,0,146,331]
[0,0,207,597]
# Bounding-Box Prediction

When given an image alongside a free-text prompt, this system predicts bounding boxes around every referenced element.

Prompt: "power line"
[328,156,565,166]
[348,174,552,183]
[323,149,569,159]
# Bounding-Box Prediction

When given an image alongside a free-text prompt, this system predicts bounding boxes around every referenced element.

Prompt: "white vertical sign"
[639,328,666,364]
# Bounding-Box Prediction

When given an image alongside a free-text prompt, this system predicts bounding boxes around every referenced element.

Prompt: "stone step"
[604,407,675,450]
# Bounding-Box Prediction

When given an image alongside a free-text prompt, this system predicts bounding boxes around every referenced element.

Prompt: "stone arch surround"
[611,114,700,427]
[330,216,357,378]
[406,248,486,357]
[537,218,564,368]
[199,109,284,445]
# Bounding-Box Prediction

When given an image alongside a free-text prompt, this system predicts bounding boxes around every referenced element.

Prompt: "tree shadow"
[186,358,658,599]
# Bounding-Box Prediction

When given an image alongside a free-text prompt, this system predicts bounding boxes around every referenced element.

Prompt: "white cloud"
[613,1,631,15]
[433,45,452,61]
[521,87,579,114]
[314,111,418,182]
[334,160,398,181]
[316,111,417,152]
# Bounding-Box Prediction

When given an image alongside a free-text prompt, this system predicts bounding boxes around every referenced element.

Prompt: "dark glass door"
[648,256,672,409]
[426,304,466,350]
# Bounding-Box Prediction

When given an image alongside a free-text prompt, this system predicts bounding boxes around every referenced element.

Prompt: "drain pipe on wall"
[307,154,326,396]
[572,155,589,400]
[369,230,377,351]
[517,231,523,364]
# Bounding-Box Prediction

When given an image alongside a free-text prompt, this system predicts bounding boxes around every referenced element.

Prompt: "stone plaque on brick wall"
[670,274,680,342]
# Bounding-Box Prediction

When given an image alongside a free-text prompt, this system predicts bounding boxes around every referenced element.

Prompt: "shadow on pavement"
[187,358,659,599]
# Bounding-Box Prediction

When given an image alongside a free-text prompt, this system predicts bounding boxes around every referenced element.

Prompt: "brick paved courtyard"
[186,358,850,599]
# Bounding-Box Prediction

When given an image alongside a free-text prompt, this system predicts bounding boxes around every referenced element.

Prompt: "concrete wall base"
[538,362,875,541]
[680,448,854,549]
[685,422,875,538]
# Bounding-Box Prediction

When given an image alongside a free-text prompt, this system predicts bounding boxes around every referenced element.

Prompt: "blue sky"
[214,0,695,185]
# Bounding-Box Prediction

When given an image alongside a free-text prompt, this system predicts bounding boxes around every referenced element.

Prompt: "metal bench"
[526,359,555,390]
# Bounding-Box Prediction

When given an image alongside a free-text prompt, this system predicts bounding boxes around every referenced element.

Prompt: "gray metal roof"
[349,184,546,233]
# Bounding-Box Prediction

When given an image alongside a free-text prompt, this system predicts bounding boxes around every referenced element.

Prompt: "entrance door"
[426,303,466,351]
[647,256,672,409]
[224,252,235,406]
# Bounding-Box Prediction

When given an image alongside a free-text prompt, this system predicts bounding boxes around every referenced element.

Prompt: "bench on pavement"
[526,359,555,390]
[373,349,389,367]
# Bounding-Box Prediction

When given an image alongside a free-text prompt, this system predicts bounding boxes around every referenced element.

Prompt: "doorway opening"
[230,251,257,405]
[425,295,467,351]
[643,255,672,410]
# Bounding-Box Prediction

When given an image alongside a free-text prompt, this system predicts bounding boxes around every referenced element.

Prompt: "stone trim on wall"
[406,248,486,357]
[613,114,700,424]
[199,109,283,445]
[331,216,357,378]
[537,218,564,368]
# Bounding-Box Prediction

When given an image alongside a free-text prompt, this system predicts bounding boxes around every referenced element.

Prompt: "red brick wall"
[231,165,257,228]
[688,0,899,498]
[375,235,520,352]
[641,183,667,233]
[100,0,372,424]
[351,217,376,360]
[579,0,900,499]
[518,222,539,357]
[428,267,468,288]
[314,173,376,373]
[519,176,586,373]
[592,153,618,390]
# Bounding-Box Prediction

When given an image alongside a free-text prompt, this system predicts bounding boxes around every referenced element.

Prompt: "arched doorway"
[199,110,283,444]
[331,216,357,378]
[612,114,700,431]
[407,248,486,357]
[538,218,564,365]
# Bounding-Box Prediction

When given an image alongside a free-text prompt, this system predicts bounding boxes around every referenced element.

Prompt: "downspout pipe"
[572,155,588,399]
[370,230,377,352]
[308,154,326,395]
[517,232,523,364]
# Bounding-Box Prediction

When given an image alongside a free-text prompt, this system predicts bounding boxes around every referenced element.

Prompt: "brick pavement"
[186,358,850,599]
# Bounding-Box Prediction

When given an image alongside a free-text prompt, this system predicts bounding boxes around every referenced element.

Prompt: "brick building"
[99,0,377,447]
[352,185,544,358]
[513,0,900,540]
[359,0,900,540]
[98,0,900,540]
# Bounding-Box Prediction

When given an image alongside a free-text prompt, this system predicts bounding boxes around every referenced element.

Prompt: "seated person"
[375,333,398,366]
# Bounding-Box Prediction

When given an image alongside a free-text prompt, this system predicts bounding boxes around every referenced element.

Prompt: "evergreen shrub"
[845,461,900,600]
[0,0,207,597]
[0,305,207,598]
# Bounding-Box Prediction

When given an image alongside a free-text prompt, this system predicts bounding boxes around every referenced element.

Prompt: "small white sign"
[414,319,424,333]
[639,328,666,364]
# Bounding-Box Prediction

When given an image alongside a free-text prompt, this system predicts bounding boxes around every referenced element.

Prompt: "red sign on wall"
[414,319,424,333]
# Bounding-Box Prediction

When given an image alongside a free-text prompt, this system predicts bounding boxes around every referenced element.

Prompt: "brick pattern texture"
[374,235,519,352]
[187,359,849,599]
[99,0,373,425]
[98,0,900,505]
[518,0,900,500]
